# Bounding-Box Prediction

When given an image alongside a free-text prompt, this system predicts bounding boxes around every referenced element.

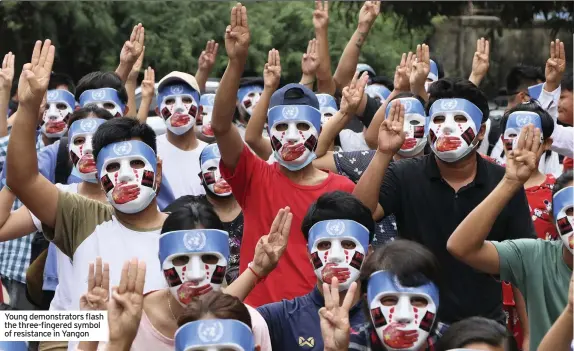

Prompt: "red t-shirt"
[220,146,356,306]
[563,157,573,172]
[525,174,557,240]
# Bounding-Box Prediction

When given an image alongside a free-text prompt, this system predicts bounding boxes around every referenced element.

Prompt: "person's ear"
[477,123,487,141]
[518,91,530,103]
[123,106,129,116]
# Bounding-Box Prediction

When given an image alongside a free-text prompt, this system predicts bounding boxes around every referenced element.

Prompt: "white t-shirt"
[339,129,369,152]
[156,134,207,198]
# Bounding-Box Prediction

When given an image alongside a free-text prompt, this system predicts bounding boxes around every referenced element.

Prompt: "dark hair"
[161,197,224,233]
[177,291,252,329]
[75,71,128,104]
[370,76,394,91]
[553,170,573,196]
[92,117,156,161]
[49,72,76,95]
[500,101,554,140]
[67,106,114,127]
[430,56,445,79]
[427,77,490,123]
[435,317,510,351]
[10,81,18,99]
[561,71,573,93]
[389,92,426,107]
[506,65,544,96]
[301,191,375,243]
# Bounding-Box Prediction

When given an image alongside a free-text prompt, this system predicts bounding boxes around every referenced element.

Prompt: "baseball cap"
[158,71,200,93]
[269,83,319,110]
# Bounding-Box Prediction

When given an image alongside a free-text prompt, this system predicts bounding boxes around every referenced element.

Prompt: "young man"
[257,191,374,351]
[211,4,355,307]
[235,77,264,139]
[353,78,536,324]
[446,123,573,350]
[155,71,207,198]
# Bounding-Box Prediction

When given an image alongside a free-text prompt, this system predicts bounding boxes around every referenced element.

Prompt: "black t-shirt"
[378,153,536,324]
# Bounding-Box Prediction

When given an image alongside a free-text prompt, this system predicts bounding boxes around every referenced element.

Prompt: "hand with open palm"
[504,124,540,185]
[198,40,219,72]
[410,44,430,90]
[225,3,250,62]
[80,257,110,311]
[340,72,368,116]
[394,52,414,92]
[358,1,380,32]
[319,278,358,351]
[252,207,292,277]
[0,52,15,93]
[545,39,566,92]
[313,0,329,30]
[141,67,155,100]
[120,24,145,67]
[264,49,281,90]
[378,100,405,155]
[17,40,55,110]
[301,39,320,77]
[470,38,490,83]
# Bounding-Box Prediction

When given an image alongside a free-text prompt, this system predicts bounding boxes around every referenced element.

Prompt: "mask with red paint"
[159,230,229,306]
[426,98,484,163]
[501,111,544,151]
[158,83,200,136]
[42,89,75,138]
[68,118,106,183]
[197,94,216,142]
[385,97,427,158]
[237,85,263,117]
[307,219,369,291]
[368,271,439,351]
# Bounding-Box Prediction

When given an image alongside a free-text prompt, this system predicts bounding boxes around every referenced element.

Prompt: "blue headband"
[200,144,222,165]
[307,219,370,252]
[237,85,263,102]
[427,98,483,134]
[367,270,439,308]
[528,83,544,101]
[175,319,254,351]
[506,111,543,135]
[47,89,76,109]
[366,85,391,101]
[0,341,28,351]
[385,97,426,119]
[200,93,216,107]
[316,94,338,110]
[79,88,125,110]
[69,118,106,140]
[159,229,230,264]
[268,105,322,133]
[156,83,200,108]
[96,140,157,177]
[552,186,574,220]
[428,60,438,81]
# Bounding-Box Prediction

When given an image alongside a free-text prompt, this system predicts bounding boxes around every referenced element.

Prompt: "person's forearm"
[333,28,368,90]
[6,104,40,192]
[0,91,10,137]
[115,62,131,83]
[513,286,530,348]
[316,111,349,157]
[124,77,138,118]
[77,341,99,351]
[299,73,315,90]
[245,87,273,160]
[537,308,573,351]
[447,178,521,257]
[469,72,484,87]
[195,68,210,93]
[315,28,336,95]
[364,90,399,149]
[6,110,16,127]
[212,59,246,136]
[353,151,392,213]
[411,84,428,102]
[223,269,259,301]
[136,95,152,124]
[0,187,15,231]
[106,340,132,351]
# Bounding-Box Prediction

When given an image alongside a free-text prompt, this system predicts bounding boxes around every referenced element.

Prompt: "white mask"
[368,271,439,351]
[386,97,427,157]
[42,89,75,138]
[238,85,263,117]
[553,186,574,254]
[502,111,544,151]
[68,118,106,183]
[197,94,216,141]
[308,220,369,291]
[159,230,229,306]
[79,88,125,117]
[158,84,200,135]
[317,94,338,126]
[427,98,484,163]
[175,319,255,351]
[96,140,157,214]
[366,84,391,104]
[200,144,232,197]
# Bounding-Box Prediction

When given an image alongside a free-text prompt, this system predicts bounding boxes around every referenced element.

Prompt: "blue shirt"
[257,286,366,351]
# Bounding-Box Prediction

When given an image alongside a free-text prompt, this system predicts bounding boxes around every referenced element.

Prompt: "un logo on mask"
[207,95,215,105]
[183,231,207,251]
[440,99,458,110]
[516,114,533,127]
[282,106,299,119]
[402,99,413,113]
[326,220,346,236]
[317,95,327,106]
[47,90,59,101]
[211,147,221,158]
[198,320,224,343]
[170,85,184,95]
[91,89,107,101]
[80,119,97,132]
[112,142,132,156]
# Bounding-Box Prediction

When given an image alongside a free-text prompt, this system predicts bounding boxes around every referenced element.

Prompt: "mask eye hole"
[275,123,288,132]
[103,102,115,110]
[410,296,429,308]
[317,241,331,251]
[165,98,175,105]
[341,240,356,249]
[454,115,467,123]
[202,111,208,116]
[130,160,146,169]
[508,133,518,138]
[182,96,193,104]
[106,162,120,173]
[73,137,86,146]
[566,207,573,216]
[374,96,382,104]
[433,116,445,124]
[201,254,219,264]
[409,120,420,125]
[45,104,50,110]
[56,103,68,110]
[248,92,256,97]
[323,113,333,118]
[297,123,310,131]
[381,296,398,306]
[172,255,189,266]
[207,166,217,172]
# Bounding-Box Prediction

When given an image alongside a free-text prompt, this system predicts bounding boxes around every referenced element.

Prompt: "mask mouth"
[170,113,191,127]
[45,120,67,134]
[321,263,351,284]
[503,138,514,151]
[382,323,419,349]
[177,282,213,305]
[281,143,306,161]
[77,155,97,174]
[201,123,214,137]
[112,182,140,204]
[401,138,418,150]
[213,178,232,194]
[435,135,462,152]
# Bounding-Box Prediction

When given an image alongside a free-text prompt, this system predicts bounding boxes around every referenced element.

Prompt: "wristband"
[300,79,316,86]
[247,262,266,283]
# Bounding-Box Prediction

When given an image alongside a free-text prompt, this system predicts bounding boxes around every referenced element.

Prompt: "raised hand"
[120,23,145,66]
[319,277,358,351]
[545,39,566,91]
[410,44,430,89]
[128,46,146,81]
[301,39,320,77]
[313,0,329,30]
[470,37,490,82]
[17,40,55,108]
[393,52,414,92]
[358,1,380,32]
[340,72,369,116]
[80,257,110,311]
[504,124,540,185]
[198,40,219,71]
[252,207,292,277]
[378,100,405,155]
[225,3,250,61]
[0,52,15,91]
[141,67,155,99]
[108,258,146,347]
[264,49,281,90]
